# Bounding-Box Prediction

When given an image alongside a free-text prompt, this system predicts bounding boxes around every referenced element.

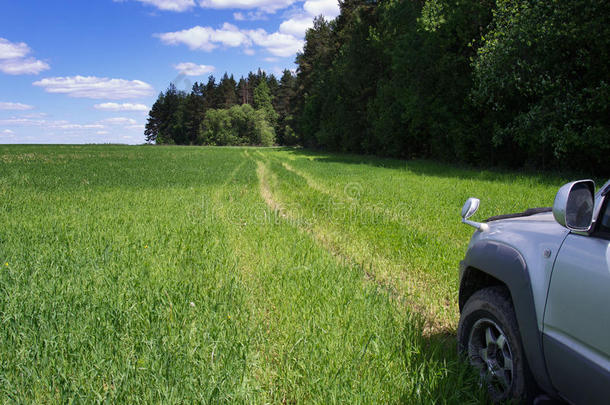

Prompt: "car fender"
[460,240,555,395]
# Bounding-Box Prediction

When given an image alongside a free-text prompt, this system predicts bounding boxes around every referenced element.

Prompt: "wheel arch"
[459,240,556,396]
[459,266,508,311]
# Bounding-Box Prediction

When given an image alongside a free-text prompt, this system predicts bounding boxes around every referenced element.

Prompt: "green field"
[0,145,568,403]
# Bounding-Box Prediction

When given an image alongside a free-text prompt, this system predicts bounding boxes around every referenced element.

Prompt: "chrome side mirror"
[553,180,595,232]
[461,197,488,232]
[461,198,480,220]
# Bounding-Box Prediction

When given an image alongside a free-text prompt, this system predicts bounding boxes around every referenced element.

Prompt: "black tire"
[457,286,536,403]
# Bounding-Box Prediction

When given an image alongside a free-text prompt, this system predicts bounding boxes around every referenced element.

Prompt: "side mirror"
[461,198,480,220]
[553,180,595,232]
[461,197,488,232]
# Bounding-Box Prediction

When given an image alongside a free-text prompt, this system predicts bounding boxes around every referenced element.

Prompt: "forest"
[145,0,609,174]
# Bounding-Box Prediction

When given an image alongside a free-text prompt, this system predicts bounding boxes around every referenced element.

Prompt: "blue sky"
[0,0,339,144]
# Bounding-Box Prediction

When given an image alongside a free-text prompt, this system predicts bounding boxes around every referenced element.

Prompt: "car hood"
[470,211,568,249]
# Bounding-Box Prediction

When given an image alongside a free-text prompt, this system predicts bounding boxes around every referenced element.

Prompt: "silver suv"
[457,179,610,403]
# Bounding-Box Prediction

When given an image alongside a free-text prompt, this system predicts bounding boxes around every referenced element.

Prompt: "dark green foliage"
[182,83,206,144]
[199,104,275,146]
[374,0,493,160]
[237,78,249,105]
[204,76,222,110]
[275,70,298,145]
[292,0,609,175]
[283,125,299,145]
[295,17,337,148]
[253,79,278,127]
[144,84,188,145]
[471,0,610,172]
[293,0,495,158]
[145,69,296,147]
[144,93,163,144]
[218,73,239,109]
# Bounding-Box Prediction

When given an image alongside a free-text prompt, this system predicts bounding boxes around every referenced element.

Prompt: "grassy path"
[255,149,564,333]
[256,152,452,332]
[0,145,568,402]
[209,151,484,402]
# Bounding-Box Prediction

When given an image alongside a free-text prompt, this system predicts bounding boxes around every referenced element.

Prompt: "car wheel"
[457,286,536,403]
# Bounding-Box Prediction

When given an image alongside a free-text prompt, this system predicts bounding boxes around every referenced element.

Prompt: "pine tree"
[237,77,249,104]
[204,76,221,109]
[253,79,278,127]
[219,73,238,109]
[183,82,206,144]
[144,92,165,143]
[276,70,298,144]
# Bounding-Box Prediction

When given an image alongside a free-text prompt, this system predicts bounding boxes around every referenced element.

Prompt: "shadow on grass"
[407,324,567,403]
[280,148,590,187]
[388,308,490,403]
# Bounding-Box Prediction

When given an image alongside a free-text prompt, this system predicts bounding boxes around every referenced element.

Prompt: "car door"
[543,195,610,403]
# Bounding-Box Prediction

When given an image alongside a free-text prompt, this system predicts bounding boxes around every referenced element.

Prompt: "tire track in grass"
[210,153,297,400]
[210,149,484,402]
[216,153,476,403]
[278,159,456,244]
[286,156,460,326]
[250,154,488,402]
[256,153,455,334]
[259,157,404,298]
[206,151,273,399]
[274,154,472,251]
[256,160,283,215]
[271,154,466,257]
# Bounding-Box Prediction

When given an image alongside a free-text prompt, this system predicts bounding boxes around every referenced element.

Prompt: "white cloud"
[199,0,295,13]
[233,11,268,21]
[158,24,303,57]
[0,115,145,141]
[0,117,47,126]
[94,102,149,112]
[248,29,303,57]
[0,38,30,60]
[279,16,314,37]
[273,0,338,40]
[0,118,146,145]
[33,76,154,99]
[174,62,215,76]
[0,102,34,111]
[0,58,50,75]
[120,0,300,13]
[56,123,105,130]
[303,0,339,17]
[0,117,105,130]
[100,117,138,125]
[115,0,196,12]
[0,38,49,75]
[156,23,249,51]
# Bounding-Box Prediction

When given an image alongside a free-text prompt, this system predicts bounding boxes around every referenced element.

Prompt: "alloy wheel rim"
[467,317,514,396]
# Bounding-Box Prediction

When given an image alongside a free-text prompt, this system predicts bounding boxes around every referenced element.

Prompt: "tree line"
[145,70,297,147]
[146,0,609,174]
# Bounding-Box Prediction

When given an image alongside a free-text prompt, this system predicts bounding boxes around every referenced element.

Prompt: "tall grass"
[0,145,568,402]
